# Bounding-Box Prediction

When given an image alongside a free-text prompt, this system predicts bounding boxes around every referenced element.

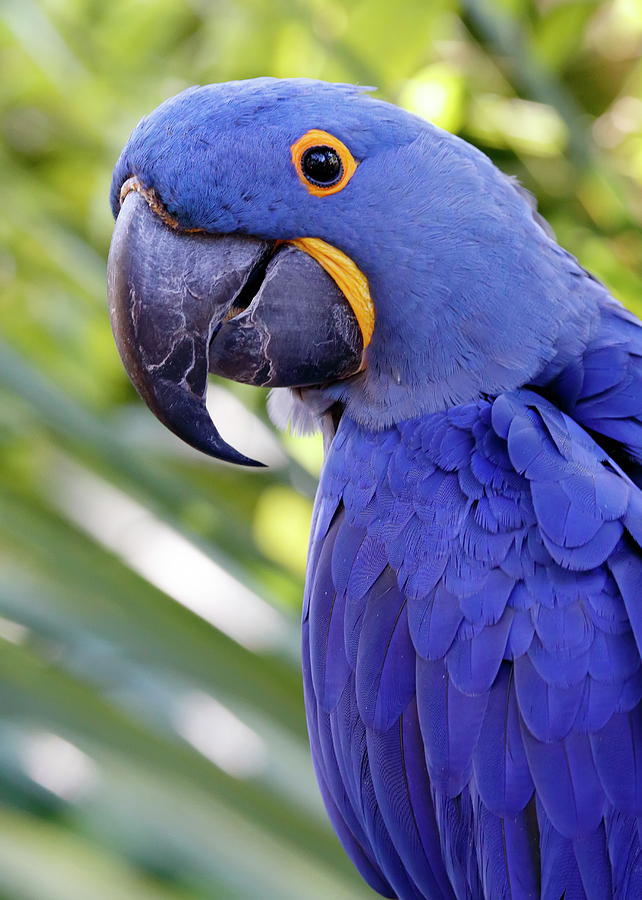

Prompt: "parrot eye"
[291,129,357,197]
[301,146,342,186]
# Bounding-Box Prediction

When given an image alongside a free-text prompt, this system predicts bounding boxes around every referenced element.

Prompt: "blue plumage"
[110,78,642,897]
[303,364,642,897]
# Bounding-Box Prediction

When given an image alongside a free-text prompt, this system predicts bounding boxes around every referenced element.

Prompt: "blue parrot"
[107,78,642,899]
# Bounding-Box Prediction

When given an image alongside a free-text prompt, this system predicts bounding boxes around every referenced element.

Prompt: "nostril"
[119,176,140,206]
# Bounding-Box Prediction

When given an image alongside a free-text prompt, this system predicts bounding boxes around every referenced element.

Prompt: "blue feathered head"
[108,78,599,462]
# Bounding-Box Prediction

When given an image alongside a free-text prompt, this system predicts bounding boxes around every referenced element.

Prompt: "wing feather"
[303,382,642,898]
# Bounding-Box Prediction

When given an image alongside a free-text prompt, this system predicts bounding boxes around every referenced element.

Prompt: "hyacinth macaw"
[107,78,642,899]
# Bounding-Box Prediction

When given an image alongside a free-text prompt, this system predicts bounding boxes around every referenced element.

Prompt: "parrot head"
[108,77,590,464]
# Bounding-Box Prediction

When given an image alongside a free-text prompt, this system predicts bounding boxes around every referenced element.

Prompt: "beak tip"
[149,380,265,468]
[235,456,268,469]
[172,421,267,468]
[209,442,267,468]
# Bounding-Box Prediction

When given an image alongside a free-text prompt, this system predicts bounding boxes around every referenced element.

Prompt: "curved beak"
[107,191,362,465]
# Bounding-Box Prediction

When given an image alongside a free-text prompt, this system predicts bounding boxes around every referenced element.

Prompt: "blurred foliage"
[0,0,641,896]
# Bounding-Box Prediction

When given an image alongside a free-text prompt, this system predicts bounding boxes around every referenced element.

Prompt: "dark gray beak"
[107,191,362,465]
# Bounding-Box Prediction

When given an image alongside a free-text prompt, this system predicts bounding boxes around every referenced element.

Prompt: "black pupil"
[301,146,343,186]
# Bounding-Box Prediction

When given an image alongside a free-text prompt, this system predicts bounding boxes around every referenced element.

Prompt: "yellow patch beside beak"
[288,237,375,349]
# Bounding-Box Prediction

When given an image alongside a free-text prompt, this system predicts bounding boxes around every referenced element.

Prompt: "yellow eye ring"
[291,129,357,197]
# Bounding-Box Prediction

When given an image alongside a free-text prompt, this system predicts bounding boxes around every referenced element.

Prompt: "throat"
[267,387,345,453]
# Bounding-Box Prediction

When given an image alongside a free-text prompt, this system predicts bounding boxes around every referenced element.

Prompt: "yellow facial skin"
[290,129,358,197]
[290,130,374,352]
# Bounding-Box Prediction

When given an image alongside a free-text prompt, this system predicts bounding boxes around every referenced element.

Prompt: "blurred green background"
[1,0,641,897]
